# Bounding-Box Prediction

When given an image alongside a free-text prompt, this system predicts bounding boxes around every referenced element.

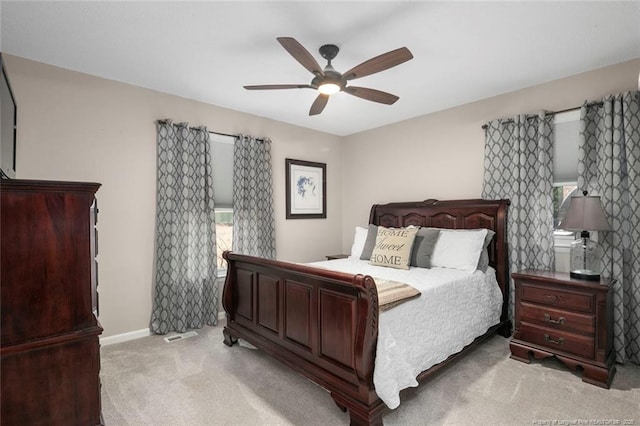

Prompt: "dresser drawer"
[519,323,594,359]
[520,302,595,335]
[521,283,595,313]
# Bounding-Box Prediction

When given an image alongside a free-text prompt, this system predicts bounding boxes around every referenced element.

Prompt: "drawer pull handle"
[543,294,566,304]
[544,334,565,345]
[544,313,565,325]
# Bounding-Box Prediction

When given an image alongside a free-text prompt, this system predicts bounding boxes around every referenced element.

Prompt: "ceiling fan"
[244,37,413,116]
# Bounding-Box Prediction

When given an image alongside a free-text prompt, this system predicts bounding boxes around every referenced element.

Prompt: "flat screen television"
[0,53,17,179]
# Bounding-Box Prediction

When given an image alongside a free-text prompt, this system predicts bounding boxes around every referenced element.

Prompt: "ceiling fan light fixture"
[318,82,341,95]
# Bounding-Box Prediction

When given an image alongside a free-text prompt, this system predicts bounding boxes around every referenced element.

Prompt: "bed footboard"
[221,251,385,425]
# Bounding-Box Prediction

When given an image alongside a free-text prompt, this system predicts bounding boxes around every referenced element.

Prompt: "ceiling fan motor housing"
[312,71,345,91]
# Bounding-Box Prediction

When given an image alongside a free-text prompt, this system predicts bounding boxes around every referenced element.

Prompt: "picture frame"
[285,158,326,219]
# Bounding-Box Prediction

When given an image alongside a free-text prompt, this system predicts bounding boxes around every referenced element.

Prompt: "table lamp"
[559,191,611,281]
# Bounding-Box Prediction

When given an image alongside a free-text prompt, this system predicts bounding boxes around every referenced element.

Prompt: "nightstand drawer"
[521,283,595,313]
[520,302,595,335]
[519,323,594,359]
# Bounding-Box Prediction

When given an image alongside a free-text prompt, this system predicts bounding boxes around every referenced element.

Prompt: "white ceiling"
[1,1,639,136]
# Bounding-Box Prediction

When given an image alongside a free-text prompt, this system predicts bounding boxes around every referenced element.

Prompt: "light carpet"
[101,324,639,425]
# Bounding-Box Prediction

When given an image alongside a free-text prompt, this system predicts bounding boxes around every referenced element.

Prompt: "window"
[552,110,580,230]
[214,208,233,270]
[551,111,580,272]
[210,133,235,272]
[553,184,577,229]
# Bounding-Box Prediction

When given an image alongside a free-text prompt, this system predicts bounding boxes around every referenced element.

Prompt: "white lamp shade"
[559,194,611,231]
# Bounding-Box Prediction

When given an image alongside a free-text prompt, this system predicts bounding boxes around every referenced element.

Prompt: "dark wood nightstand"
[510,269,615,388]
[325,254,349,260]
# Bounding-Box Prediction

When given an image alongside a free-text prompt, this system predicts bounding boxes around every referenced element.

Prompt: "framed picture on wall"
[285,158,326,219]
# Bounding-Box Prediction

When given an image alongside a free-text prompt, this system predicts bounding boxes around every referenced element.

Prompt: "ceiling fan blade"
[343,47,413,81]
[244,84,312,90]
[309,94,329,116]
[277,37,324,76]
[344,86,399,105]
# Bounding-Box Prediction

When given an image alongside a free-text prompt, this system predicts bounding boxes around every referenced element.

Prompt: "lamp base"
[569,235,604,283]
[570,270,601,281]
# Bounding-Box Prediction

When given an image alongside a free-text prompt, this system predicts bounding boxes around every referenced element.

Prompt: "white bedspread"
[308,258,502,409]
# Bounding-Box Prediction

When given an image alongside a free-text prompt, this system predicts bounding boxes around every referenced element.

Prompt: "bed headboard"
[369,198,510,323]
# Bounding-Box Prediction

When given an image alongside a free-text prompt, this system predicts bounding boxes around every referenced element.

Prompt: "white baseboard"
[100,312,226,346]
[100,328,151,346]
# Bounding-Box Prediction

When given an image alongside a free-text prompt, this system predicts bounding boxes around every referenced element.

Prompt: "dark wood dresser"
[510,269,615,388]
[1,179,103,425]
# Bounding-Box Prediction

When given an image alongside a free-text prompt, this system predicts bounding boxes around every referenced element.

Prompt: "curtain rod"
[156,121,265,142]
[207,130,265,143]
[208,130,236,138]
[480,100,604,130]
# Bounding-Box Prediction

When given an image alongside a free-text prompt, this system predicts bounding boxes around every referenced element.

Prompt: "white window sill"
[553,230,575,273]
[554,230,576,249]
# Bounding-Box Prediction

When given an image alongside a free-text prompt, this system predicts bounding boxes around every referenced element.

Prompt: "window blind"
[553,110,580,185]
[210,133,235,209]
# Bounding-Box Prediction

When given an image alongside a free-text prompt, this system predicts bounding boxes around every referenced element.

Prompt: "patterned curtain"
[577,91,640,363]
[232,135,276,258]
[150,120,218,334]
[482,113,556,321]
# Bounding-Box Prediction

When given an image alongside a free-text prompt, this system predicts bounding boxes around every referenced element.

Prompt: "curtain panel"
[150,120,218,334]
[578,91,640,363]
[232,135,276,259]
[482,113,556,320]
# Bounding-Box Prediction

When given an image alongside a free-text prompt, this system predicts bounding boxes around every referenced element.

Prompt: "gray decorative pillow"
[410,228,441,268]
[359,224,378,260]
[477,229,495,272]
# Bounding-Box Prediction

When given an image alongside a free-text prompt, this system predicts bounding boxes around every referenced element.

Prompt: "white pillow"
[349,226,369,259]
[430,228,488,273]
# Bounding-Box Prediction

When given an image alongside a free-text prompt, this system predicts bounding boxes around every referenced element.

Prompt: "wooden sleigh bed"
[222,198,510,425]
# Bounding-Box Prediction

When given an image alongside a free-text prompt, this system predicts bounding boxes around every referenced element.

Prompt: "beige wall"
[340,58,640,251]
[4,55,343,338]
[4,54,639,338]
